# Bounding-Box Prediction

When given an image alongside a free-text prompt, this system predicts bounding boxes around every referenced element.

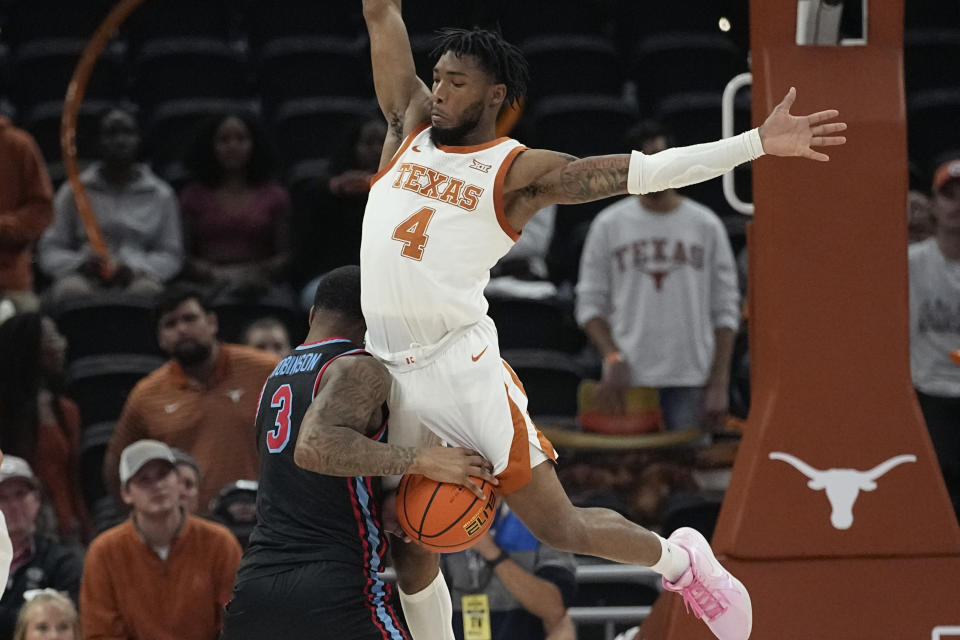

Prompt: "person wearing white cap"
[80,439,242,640]
[0,454,82,639]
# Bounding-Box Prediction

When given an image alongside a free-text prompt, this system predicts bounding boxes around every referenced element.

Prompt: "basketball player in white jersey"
[360,2,846,639]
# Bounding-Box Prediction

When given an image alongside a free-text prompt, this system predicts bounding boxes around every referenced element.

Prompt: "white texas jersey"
[361,124,526,357]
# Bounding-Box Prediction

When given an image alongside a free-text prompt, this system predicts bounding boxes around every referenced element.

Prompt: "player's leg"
[505,460,679,568]
[222,563,412,640]
[505,461,751,640]
[380,367,455,640]
[390,540,454,640]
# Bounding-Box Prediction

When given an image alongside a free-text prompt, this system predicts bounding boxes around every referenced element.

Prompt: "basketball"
[395,474,498,552]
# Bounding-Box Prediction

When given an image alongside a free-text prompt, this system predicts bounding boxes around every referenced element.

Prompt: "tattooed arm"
[293,355,496,495]
[502,150,631,231]
[362,0,431,168]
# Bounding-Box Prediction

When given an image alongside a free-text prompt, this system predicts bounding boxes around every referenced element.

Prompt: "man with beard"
[360,3,847,640]
[104,286,280,510]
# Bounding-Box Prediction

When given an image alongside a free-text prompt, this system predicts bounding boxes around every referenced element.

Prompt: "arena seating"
[256,36,370,113]
[521,35,624,100]
[500,349,585,421]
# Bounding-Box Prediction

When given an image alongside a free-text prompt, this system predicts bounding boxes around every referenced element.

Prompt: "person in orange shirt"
[81,439,242,640]
[103,286,280,510]
[0,116,54,311]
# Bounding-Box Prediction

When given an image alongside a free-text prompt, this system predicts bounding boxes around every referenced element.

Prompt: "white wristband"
[627,128,766,195]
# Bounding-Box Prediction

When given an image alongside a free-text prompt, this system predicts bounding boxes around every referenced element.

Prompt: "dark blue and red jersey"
[237,338,392,596]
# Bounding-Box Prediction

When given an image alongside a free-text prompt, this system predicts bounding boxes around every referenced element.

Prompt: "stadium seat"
[270,97,377,167]
[521,35,624,100]
[908,89,960,173]
[244,0,361,47]
[530,95,637,158]
[630,33,746,113]
[256,36,369,112]
[904,0,960,30]
[23,99,106,174]
[493,0,614,42]
[132,38,249,108]
[212,300,306,346]
[655,90,751,147]
[3,0,113,46]
[11,38,125,110]
[143,98,254,182]
[400,2,484,35]
[500,349,584,421]
[408,33,439,86]
[89,495,124,536]
[618,0,749,46]
[124,0,234,46]
[487,295,581,352]
[904,29,960,93]
[49,295,159,360]
[79,422,115,515]
[66,354,164,426]
[658,489,724,541]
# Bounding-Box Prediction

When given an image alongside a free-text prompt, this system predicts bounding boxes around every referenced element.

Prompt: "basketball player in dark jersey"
[221,266,498,640]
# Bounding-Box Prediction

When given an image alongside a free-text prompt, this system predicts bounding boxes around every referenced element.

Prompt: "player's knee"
[392,542,440,593]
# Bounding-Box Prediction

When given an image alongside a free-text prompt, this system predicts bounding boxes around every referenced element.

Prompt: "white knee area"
[398,569,454,640]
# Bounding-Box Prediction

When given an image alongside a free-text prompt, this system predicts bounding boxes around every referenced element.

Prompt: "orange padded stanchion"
[640,1,960,637]
[61,0,147,278]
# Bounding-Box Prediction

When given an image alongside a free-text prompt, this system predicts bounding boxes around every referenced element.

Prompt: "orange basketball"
[395,474,497,552]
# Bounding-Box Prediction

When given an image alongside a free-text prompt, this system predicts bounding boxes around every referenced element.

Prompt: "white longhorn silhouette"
[769,452,916,530]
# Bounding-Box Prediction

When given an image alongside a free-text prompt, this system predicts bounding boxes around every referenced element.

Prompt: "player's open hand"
[412,446,499,499]
[758,87,847,162]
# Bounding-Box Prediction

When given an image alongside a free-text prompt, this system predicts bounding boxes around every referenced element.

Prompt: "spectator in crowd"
[292,118,385,302]
[103,286,279,510]
[207,480,257,549]
[443,503,577,640]
[910,157,960,521]
[37,106,184,305]
[171,448,201,515]
[0,313,91,542]
[0,457,82,640]
[81,440,242,640]
[576,120,741,431]
[12,589,79,640]
[180,113,292,303]
[242,317,292,359]
[0,115,54,311]
[908,189,935,244]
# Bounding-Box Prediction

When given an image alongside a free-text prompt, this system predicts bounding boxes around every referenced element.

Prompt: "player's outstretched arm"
[294,355,496,497]
[362,0,432,165]
[503,87,846,227]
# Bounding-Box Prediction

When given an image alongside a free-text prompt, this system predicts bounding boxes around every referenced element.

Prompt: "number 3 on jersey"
[267,384,292,453]
[392,207,436,260]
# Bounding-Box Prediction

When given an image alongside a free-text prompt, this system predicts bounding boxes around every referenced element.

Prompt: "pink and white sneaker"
[661,527,752,640]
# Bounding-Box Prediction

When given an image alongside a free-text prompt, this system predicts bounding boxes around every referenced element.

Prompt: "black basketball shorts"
[220,560,410,640]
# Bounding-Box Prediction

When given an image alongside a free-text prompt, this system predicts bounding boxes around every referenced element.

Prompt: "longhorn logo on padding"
[769,452,916,530]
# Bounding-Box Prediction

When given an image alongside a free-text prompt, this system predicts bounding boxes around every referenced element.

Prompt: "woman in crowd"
[0,314,91,543]
[180,112,292,302]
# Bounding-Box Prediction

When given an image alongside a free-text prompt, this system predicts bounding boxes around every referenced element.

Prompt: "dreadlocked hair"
[432,27,529,109]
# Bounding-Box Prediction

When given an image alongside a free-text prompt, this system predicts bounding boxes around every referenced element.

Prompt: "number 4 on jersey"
[392,207,436,261]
